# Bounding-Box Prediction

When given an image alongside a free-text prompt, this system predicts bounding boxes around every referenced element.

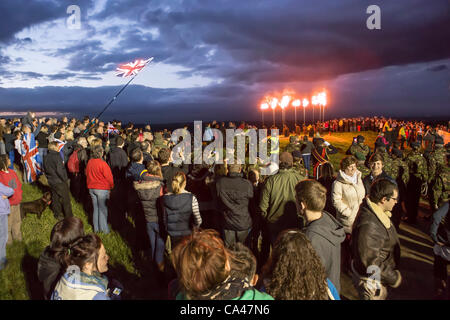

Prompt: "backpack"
[67,149,80,173]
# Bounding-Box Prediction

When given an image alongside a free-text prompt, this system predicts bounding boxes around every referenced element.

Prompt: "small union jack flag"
[115,57,153,78]
[107,122,119,135]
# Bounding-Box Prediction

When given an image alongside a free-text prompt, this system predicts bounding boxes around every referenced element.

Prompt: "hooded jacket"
[304,211,346,292]
[133,174,164,223]
[37,246,62,300]
[331,170,365,233]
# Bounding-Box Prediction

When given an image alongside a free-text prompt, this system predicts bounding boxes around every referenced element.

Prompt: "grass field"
[1,130,434,300]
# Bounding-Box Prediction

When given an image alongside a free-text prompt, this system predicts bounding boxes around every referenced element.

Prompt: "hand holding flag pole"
[83,57,154,136]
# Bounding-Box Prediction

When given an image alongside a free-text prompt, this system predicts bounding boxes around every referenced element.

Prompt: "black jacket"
[216,172,253,231]
[362,171,396,195]
[36,131,49,148]
[44,150,68,185]
[37,247,62,300]
[304,211,345,292]
[107,147,129,181]
[351,199,401,287]
[3,133,15,154]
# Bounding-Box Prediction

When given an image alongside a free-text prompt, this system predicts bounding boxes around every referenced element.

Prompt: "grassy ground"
[0,130,440,300]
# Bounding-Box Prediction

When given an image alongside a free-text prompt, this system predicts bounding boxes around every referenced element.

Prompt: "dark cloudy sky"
[0,0,449,123]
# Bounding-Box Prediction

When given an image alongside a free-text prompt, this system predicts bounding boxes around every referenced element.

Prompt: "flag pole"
[83,75,136,136]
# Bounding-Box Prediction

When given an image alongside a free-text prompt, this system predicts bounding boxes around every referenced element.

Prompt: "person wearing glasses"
[351,178,402,300]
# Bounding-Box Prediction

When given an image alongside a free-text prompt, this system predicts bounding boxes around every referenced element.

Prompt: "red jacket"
[0,170,23,205]
[85,159,114,190]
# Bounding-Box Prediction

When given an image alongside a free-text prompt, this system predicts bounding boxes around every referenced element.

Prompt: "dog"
[20,192,52,219]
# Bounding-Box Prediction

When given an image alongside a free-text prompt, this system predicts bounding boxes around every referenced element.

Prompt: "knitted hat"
[54,132,63,140]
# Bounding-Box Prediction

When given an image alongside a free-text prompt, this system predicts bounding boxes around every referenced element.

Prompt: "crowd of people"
[0,112,449,300]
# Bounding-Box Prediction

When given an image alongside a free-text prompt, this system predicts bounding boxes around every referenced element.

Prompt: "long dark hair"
[265,230,328,300]
[50,217,85,259]
[60,233,102,272]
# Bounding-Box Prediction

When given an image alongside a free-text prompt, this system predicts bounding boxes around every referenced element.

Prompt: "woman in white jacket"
[331,156,365,273]
[332,156,366,233]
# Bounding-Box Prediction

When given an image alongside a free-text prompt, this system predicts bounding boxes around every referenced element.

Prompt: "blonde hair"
[90,138,102,147]
[172,171,186,194]
[87,135,96,146]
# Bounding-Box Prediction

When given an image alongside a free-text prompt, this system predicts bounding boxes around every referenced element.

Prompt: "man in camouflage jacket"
[351,135,371,178]
[404,142,428,224]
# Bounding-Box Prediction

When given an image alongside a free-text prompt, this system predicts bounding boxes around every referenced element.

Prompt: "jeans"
[0,214,8,269]
[146,222,165,265]
[38,148,48,159]
[302,154,311,171]
[89,189,110,234]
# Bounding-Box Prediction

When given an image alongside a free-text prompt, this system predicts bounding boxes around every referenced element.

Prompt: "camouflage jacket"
[428,147,446,183]
[376,151,395,179]
[350,143,370,160]
[432,165,449,207]
[405,150,428,182]
[390,158,409,185]
[293,159,308,177]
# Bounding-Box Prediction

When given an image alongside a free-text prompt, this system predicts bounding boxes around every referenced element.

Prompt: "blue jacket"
[0,182,14,215]
[126,162,146,182]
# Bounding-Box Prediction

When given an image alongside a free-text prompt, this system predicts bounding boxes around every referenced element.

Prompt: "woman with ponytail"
[51,233,111,300]
[163,171,202,249]
[37,217,85,299]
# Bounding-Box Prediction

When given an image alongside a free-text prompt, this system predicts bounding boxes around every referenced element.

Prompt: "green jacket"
[428,147,446,183]
[432,165,449,207]
[405,150,428,182]
[259,168,306,223]
[390,158,409,185]
[350,143,370,160]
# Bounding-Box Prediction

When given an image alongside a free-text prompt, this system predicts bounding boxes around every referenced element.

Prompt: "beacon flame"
[302,98,309,107]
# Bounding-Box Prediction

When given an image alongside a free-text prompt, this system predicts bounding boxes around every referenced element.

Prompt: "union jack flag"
[20,133,43,183]
[107,123,119,135]
[55,139,66,162]
[115,57,153,78]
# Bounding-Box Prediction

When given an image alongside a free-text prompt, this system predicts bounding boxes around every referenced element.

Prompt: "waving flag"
[55,138,67,163]
[20,133,43,183]
[115,57,153,78]
[107,122,119,135]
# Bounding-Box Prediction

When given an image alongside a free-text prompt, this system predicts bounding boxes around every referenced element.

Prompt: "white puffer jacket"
[331,170,366,233]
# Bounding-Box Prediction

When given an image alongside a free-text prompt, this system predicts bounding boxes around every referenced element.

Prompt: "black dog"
[20,192,52,219]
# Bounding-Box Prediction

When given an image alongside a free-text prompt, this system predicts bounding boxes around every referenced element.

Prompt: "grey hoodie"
[304,211,346,292]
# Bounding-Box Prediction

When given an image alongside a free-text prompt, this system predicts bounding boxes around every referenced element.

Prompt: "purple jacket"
[0,181,14,215]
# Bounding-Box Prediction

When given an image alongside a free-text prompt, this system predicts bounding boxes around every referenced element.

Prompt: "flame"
[279,95,291,109]
[311,95,318,105]
[270,97,278,109]
[292,99,301,107]
[317,91,327,106]
[302,98,309,108]
[260,102,269,110]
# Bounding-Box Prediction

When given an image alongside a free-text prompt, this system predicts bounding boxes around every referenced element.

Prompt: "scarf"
[192,276,251,300]
[340,170,358,185]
